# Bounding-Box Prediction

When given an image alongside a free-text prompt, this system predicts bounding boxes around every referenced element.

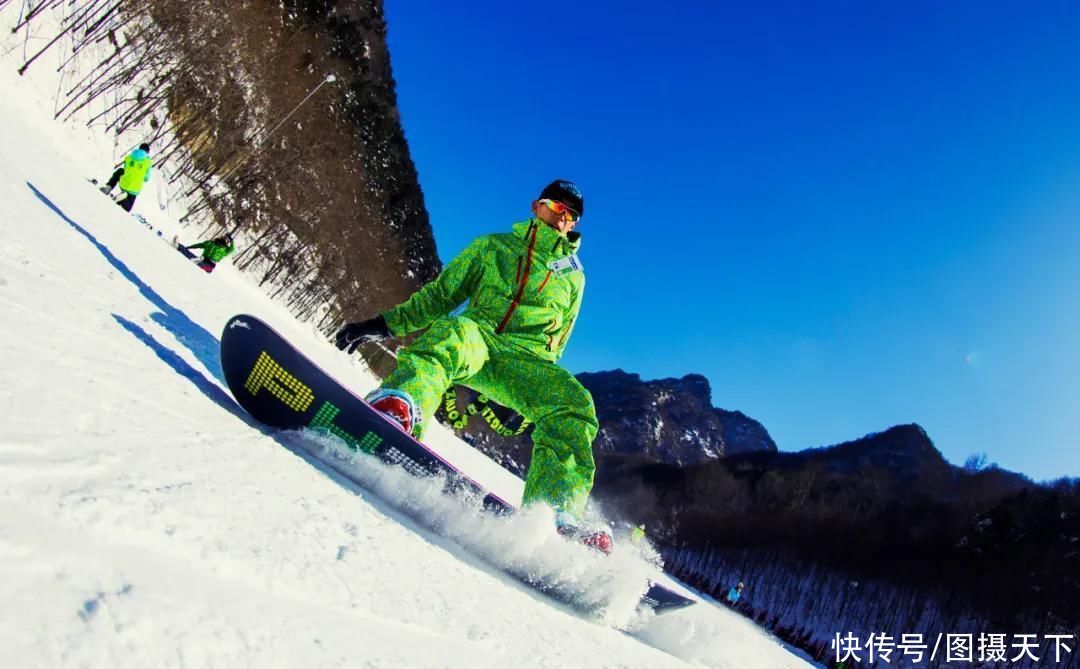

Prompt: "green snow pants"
[381,316,599,518]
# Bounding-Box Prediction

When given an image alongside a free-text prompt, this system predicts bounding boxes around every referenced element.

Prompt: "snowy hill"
[0,20,814,669]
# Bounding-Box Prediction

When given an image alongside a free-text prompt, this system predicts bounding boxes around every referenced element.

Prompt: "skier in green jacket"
[335,180,610,552]
[99,143,153,212]
[185,233,235,273]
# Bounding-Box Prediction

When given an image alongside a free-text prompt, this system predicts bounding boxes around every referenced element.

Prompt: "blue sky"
[381,2,1080,481]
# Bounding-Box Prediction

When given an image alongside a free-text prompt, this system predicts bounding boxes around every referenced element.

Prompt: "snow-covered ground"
[0,10,815,669]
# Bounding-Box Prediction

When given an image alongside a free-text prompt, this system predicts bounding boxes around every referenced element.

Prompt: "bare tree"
[10,0,439,329]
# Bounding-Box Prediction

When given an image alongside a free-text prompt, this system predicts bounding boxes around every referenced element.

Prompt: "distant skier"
[334,180,611,552]
[726,581,745,606]
[99,143,152,212]
[185,233,235,273]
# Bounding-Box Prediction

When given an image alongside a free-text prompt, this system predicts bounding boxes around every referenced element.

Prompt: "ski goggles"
[540,199,580,222]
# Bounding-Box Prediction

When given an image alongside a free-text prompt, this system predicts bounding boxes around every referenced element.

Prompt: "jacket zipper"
[496,223,538,334]
[540,236,568,346]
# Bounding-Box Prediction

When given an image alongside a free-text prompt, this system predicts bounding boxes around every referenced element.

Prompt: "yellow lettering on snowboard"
[244,351,315,412]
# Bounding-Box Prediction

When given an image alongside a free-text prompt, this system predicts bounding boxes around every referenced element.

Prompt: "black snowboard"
[219,314,695,613]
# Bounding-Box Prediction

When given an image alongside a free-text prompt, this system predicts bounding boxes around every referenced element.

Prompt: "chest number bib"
[547,253,582,275]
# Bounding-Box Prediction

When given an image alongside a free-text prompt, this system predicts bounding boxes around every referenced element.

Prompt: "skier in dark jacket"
[185,233,235,273]
[99,143,153,212]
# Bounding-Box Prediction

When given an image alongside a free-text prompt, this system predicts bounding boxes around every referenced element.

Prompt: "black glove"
[334,315,391,353]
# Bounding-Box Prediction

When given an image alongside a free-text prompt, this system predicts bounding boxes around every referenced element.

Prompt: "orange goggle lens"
[540,199,580,221]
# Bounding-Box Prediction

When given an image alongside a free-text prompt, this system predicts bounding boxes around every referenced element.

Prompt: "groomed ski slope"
[0,29,814,669]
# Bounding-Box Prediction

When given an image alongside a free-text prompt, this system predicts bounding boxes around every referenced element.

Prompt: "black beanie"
[139,142,150,152]
[539,179,584,217]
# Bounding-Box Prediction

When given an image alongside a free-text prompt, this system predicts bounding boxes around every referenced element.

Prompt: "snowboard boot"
[99,185,113,195]
[555,511,613,555]
[581,530,614,555]
[365,388,420,436]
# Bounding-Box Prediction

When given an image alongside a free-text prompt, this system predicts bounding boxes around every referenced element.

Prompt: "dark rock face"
[745,423,948,478]
[577,370,777,464]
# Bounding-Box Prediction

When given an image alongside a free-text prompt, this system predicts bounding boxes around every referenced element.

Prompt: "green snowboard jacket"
[188,238,235,263]
[383,219,585,362]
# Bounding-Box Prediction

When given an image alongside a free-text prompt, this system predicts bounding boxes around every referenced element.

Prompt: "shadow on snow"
[25,181,457,554]
[27,181,224,385]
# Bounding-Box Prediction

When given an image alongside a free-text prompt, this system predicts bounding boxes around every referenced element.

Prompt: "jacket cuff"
[381,308,407,338]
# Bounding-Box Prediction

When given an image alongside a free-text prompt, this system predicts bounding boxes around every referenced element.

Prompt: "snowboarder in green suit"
[185,233,235,273]
[335,180,610,551]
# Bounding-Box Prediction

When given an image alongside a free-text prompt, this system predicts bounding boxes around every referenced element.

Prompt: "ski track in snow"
[0,8,814,669]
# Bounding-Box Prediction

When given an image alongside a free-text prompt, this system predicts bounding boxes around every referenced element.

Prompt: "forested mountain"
[16,0,438,326]
[602,426,1080,666]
